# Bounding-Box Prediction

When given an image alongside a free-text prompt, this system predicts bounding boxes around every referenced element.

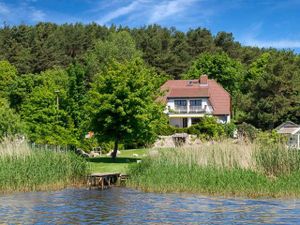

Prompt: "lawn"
[87,149,149,174]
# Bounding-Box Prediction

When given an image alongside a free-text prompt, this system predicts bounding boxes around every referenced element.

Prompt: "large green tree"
[243,51,300,129]
[0,98,23,139]
[0,60,17,98]
[66,63,88,139]
[86,58,164,158]
[184,52,244,94]
[21,68,76,146]
[9,73,40,112]
[85,31,141,78]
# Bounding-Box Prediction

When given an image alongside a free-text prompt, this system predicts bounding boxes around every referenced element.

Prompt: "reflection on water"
[0,188,300,224]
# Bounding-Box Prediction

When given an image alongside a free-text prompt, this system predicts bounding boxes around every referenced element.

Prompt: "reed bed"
[0,139,89,193]
[154,140,256,170]
[0,137,31,157]
[128,140,300,197]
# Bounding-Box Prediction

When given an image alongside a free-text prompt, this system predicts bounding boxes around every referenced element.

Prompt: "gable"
[275,121,299,130]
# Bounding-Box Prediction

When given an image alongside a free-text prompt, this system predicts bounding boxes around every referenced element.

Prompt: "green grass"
[0,142,89,193]
[87,149,148,173]
[127,143,300,198]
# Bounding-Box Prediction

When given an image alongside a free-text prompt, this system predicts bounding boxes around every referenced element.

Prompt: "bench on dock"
[87,173,128,190]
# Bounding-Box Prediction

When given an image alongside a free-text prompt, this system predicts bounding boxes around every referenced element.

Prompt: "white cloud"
[30,8,46,22]
[97,1,141,25]
[0,1,46,23]
[148,0,197,23]
[244,38,300,49]
[241,22,300,49]
[0,2,10,16]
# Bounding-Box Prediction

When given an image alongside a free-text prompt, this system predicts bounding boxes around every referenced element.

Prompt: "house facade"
[160,75,231,128]
[276,121,300,149]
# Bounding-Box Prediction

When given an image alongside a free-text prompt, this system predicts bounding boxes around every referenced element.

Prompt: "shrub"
[188,116,225,139]
[224,122,237,138]
[236,122,258,141]
[256,130,286,145]
[0,99,23,139]
[79,137,100,153]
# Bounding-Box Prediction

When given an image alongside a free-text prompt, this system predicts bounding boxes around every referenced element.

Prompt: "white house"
[159,75,231,128]
[276,121,300,149]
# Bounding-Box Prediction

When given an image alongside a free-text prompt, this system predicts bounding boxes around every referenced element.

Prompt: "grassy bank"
[0,139,89,193]
[128,141,300,198]
[88,149,148,173]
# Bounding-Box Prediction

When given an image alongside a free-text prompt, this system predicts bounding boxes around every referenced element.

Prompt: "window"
[174,100,187,106]
[190,100,202,106]
[191,118,201,125]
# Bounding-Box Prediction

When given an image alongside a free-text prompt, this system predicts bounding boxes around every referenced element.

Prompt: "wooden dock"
[87,173,128,190]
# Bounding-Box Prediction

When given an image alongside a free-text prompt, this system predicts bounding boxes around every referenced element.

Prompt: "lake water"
[1,188,300,224]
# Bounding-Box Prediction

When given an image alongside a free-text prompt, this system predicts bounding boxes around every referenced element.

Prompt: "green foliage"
[0,23,298,147]
[242,51,300,129]
[9,73,39,112]
[184,52,244,94]
[86,58,164,155]
[188,116,225,139]
[0,23,263,78]
[85,31,141,77]
[157,117,234,140]
[65,63,88,138]
[256,130,287,146]
[21,68,77,146]
[0,99,23,139]
[78,137,100,153]
[0,60,17,98]
[236,122,259,141]
[224,122,237,138]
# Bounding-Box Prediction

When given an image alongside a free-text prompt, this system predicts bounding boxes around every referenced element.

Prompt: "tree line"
[0,23,299,152]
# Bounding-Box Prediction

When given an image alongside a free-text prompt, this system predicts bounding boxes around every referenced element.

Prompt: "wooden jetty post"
[87,173,128,190]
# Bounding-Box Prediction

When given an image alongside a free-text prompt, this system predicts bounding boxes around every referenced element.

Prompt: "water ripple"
[1,188,300,224]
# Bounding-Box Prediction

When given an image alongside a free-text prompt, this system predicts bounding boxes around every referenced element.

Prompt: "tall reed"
[128,140,300,197]
[0,137,30,157]
[254,142,300,176]
[0,139,89,193]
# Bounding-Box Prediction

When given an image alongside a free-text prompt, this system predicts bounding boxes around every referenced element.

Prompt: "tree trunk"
[111,138,118,159]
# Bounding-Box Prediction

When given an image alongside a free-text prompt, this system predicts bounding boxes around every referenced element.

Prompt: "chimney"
[199,74,208,86]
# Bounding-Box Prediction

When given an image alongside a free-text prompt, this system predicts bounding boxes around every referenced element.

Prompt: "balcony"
[173,106,188,113]
[189,106,206,113]
[168,105,213,115]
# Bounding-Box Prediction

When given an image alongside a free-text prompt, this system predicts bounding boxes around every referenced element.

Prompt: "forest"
[0,23,299,150]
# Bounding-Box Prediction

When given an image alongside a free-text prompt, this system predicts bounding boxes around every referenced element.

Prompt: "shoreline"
[2,184,300,200]
[0,179,87,195]
[126,142,300,199]
[127,175,300,199]
[127,185,300,199]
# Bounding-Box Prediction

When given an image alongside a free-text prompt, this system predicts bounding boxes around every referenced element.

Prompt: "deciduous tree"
[86,58,164,158]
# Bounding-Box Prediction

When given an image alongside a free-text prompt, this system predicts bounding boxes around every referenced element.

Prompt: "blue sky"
[1,0,300,52]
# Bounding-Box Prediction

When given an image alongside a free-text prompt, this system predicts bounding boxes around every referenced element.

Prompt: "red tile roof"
[168,87,209,98]
[160,77,231,115]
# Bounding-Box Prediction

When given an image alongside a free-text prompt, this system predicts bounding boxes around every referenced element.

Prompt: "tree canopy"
[242,51,300,129]
[0,23,298,150]
[0,98,23,139]
[184,52,244,94]
[86,58,164,158]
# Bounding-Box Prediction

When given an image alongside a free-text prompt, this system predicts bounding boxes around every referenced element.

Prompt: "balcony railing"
[189,106,206,113]
[169,105,213,114]
[173,106,187,113]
